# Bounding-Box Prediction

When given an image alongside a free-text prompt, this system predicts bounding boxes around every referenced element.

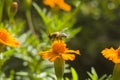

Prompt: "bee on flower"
[39,31,80,79]
[39,40,80,62]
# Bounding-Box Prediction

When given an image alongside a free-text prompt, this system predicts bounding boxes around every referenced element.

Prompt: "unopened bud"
[11,2,18,15]
[23,0,32,10]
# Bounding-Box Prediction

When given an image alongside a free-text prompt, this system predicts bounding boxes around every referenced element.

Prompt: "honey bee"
[48,32,68,41]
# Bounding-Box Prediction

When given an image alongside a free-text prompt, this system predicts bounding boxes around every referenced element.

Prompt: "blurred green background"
[1,0,120,80]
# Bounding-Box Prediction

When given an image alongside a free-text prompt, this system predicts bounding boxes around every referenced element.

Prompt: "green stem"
[57,78,62,80]
[54,58,65,80]
[26,10,38,38]
[0,53,3,76]
[0,0,5,23]
[112,63,120,80]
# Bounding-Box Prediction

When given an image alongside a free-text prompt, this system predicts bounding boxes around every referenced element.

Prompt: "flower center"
[52,41,66,54]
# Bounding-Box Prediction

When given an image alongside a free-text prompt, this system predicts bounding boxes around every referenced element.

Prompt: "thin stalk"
[26,10,38,38]
[57,78,62,80]
[112,63,120,80]
[54,58,64,80]
[0,0,5,23]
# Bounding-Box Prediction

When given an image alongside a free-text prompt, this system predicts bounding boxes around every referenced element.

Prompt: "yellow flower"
[39,40,80,62]
[0,29,20,47]
[101,47,120,63]
[43,0,71,11]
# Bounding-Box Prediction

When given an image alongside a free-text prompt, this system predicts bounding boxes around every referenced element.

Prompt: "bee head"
[48,33,57,40]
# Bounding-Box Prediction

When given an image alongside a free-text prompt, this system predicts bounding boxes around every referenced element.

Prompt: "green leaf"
[87,67,98,80]
[65,77,70,80]
[99,74,107,80]
[16,71,29,76]
[69,27,82,39]
[86,67,112,80]
[71,67,78,80]
[32,2,50,28]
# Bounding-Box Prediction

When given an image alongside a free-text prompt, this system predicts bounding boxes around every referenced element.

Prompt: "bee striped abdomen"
[48,32,67,41]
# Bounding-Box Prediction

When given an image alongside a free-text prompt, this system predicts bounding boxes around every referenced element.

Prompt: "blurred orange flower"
[43,0,71,11]
[39,40,80,62]
[101,47,120,63]
[0,29,20,47]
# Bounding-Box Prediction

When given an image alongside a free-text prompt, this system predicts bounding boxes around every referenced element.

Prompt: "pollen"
[52,41,66,54]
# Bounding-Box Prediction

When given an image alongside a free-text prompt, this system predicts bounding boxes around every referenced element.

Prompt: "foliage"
[65,67,78,80]
[0,0,81,80]
[86,67,112,80]
[0,0,120,80]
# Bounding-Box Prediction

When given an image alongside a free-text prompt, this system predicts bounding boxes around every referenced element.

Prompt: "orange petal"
[43,0,55,8]
[101,47,120,63]
[39,50,53,59]
[39,50,59,62]
[0,29,20,47]
[65,49,80,55]
[61,53,75,61]
[58,3,71,11]
[49,55,59,62]
[101,47,116,58]
[56,0,71,11]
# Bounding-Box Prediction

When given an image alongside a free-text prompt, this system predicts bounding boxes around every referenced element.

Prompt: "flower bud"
[23,0,32,10]
[10,2,18,17]
[11,2,18,14]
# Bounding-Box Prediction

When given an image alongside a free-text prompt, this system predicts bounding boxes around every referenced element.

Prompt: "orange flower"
[43,0,71,11]
[0,29,20,47]
[101,47,120,63]
[39,40,80,62]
